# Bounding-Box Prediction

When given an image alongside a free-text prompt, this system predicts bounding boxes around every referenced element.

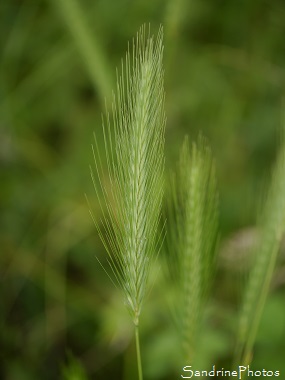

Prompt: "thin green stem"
[135,324,143,380]
[49,0,112,104]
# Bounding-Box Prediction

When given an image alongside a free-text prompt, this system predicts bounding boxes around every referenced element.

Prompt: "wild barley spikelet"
[167,136,219,360]
[90,25,165,327]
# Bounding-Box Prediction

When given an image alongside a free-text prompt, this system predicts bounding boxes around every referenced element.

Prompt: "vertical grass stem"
[135,325,143,380]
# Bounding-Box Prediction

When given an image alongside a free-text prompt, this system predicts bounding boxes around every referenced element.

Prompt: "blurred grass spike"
[167,135,219,361]
[235,126,285,372]
[89,25,165,380]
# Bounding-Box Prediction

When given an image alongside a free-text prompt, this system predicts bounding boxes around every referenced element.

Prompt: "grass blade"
[235,130,285,372]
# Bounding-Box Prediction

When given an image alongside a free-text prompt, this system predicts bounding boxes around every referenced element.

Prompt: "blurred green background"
[1,0,285,379]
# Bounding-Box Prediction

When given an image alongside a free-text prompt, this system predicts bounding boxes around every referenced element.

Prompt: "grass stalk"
[135,325,143,380]
[49,0,112,103]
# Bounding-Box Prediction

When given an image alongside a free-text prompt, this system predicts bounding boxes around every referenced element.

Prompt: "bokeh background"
[1,0,285,379]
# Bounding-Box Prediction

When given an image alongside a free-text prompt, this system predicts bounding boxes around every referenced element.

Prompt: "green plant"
[2,2,285,379]
[90,24,285,380]
[90,25,165,380]
[234,131,285,376]
[166,136,219,362]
